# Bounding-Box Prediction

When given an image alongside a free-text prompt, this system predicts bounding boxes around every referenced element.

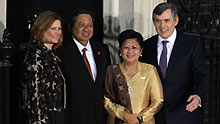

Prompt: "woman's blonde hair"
[30,11,63,48]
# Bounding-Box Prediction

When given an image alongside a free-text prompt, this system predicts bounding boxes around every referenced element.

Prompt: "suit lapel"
[90,40,102,82]
[166,32,182,78]
[150,36,164,79]
[65,39,84,66]
[72,41,85,65]
[70,40,95,82]
[151,36,159,67]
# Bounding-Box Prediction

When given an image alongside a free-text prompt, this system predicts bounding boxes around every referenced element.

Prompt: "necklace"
[121,63,138,95]
[128,85,132,94]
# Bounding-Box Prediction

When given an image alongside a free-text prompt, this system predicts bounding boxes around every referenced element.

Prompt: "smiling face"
[72,14,93,46]
[153,9,178,39]
[43,19,62,49]
[120,38,142,64]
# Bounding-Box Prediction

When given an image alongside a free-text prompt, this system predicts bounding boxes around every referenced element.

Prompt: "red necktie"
[82,48,93,79]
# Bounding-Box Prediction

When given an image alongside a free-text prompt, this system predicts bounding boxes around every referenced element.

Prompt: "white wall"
[134,0,167,38]
[0,0,6,42]
[103,0,166,64]
[103,0,135,64]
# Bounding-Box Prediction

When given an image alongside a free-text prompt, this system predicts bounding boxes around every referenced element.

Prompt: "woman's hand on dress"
[123,111,143,124]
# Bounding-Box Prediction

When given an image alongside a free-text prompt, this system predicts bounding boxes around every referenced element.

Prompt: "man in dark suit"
[140,2,209,124]
[59,9,108,124]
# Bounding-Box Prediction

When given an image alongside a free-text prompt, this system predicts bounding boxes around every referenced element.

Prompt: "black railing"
[169,0,220,123]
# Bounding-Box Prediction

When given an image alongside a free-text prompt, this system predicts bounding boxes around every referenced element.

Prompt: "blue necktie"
[159,41,168,79]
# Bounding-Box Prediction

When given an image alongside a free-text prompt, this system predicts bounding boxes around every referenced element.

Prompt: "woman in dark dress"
[20,11,66,124]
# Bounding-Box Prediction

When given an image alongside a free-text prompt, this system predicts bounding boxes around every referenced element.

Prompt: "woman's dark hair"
[68,9,94,32]
[118,29,143,49]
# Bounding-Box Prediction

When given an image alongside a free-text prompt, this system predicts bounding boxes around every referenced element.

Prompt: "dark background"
[1,0,219,124]
[169,0,220,124]
[4,0,103,124]
[7,0,103,44]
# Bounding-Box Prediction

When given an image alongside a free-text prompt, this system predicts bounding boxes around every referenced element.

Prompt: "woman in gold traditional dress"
[104,29,163,124]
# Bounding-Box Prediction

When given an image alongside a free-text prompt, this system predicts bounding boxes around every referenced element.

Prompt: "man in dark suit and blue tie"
[140,2,209,124]
[59,9,108,124]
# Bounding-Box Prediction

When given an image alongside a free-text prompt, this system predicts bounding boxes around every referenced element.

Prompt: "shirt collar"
[73,37,92,52]
[158,28,177,45]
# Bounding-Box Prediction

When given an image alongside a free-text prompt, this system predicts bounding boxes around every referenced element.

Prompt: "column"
[0,0,6,41]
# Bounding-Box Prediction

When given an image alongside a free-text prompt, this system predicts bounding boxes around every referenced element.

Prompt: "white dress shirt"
[73,38,97,81]
[157,29,202,107]
[157,29,177,67]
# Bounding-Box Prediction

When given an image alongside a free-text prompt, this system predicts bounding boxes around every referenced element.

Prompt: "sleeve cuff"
[195,94,202,107]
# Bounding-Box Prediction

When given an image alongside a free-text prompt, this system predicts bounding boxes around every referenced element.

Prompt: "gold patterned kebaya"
[104,62,163,124]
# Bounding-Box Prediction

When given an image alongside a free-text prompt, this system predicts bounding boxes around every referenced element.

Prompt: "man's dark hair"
[68,9,94,32]
[152,2,178,21]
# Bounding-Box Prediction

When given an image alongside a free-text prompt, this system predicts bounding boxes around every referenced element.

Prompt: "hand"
[186,95,200,112]
[123,111,143,124]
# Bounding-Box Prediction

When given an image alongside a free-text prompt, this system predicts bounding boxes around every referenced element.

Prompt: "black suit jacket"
[59,36,108,124]
[140,31,209,124]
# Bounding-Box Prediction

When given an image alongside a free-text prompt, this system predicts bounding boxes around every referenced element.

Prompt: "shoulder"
[145,34,158,41]
[139,62,155,69]
[30,40,50,54]
[139,62,157,74]
[144,35,158,45]
[25,42,43,58]
[90,39,105,48]
[142,35,158,52]
[176,32,201,45]
[106,64,121,73]
[25,41,51,63]
[107,64,120,70]
[62,36,75,48]
[90,40,108,57]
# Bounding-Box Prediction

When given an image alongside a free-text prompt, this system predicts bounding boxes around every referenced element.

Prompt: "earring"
[140,54,142,57]
[119,53,122,56]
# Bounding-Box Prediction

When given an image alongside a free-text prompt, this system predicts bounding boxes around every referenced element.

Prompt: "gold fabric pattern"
[104,62,163,124]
